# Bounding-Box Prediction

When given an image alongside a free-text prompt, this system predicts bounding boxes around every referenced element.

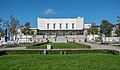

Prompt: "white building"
[37,17,89,35]
[36,17,91,42]
[38,17,84,30]
[84,24,91,29]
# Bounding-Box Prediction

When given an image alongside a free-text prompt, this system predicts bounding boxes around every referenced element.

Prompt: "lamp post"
[5,28,7,42]
[84,30,87,42]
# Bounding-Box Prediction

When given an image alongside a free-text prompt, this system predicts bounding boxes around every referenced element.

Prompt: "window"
[66,23,68,29]
[47,23,49,29]
[53,23,55,29]
[60,23,62,29]
[72,23,74,29]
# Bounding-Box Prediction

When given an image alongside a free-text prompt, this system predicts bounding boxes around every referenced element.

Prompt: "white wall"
[102,37,120,42]
[37,17,84,30]
[87,35,99,41]
[84,24,91,29]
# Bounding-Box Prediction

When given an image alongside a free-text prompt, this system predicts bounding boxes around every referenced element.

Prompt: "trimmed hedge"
[0,51,6,56]
[33,42,49,46]
[0,49,119,55]
[26,42,49,49]
[46,49,119,55]
[6,50,43,54]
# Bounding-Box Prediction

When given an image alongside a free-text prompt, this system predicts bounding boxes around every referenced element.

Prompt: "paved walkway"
[81,42,120,52]
[0,43,120,52]
[0,47,26,50]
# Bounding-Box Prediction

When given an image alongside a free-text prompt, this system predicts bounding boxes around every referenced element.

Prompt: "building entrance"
[56,31,63,36]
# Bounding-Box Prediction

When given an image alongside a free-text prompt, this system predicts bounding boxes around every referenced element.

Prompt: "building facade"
[84,24,91,29]
[36,17,91,42]
[37,17,85,36]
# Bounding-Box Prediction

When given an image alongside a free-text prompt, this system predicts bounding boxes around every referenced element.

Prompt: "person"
[38,39,39,42]
[101,39,103,44]
[85,38,87,42]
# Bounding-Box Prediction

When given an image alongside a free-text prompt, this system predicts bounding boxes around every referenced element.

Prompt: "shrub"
[33,42,49,46]
[6,50,43,54]
[0,49,119,55]
[0,51,6,56]
[26,42,49,49]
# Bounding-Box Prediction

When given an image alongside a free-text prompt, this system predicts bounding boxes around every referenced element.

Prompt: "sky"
[0,0,120,28]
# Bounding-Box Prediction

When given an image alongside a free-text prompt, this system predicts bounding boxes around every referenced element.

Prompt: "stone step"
[56,36,67,42]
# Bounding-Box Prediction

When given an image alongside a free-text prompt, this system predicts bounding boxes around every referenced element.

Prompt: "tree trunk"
[26,34,28,43]
[93,33,94,42]
[13,34,16,44]
[0,37,1,46]
[13,35,15,44]
[105,35,106,45]
[11,35,14,44]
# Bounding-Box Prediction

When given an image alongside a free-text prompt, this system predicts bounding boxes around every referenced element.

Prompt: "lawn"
[27,42,91,49]
[0,54,120,70]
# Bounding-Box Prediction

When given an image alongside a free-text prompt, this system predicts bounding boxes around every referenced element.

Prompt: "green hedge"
[0,49,119,55]
[46,49,119,55]
[0,51,6,56]
[26,42,49,49]
[6,50,43,54]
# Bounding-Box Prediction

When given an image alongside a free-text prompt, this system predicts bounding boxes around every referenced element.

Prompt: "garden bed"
[26,42,91,49]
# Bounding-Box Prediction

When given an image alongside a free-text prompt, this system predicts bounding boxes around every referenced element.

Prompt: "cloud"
[44,8,56,15]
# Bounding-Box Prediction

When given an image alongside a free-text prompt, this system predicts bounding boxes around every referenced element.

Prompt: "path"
[0,47,26,50]
[81,42,120,52]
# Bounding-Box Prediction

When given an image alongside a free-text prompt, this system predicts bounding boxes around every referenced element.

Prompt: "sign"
[47,45,51,49]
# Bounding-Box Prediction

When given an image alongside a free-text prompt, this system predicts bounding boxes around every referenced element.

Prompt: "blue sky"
[0,0,120,28]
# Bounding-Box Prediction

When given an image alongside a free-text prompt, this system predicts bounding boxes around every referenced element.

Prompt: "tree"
[0,19,2,41]
[87,23,98,42]
[115,16,120,37]
[100,20,113,44]
[0,18,3,22]
[0,24,5,39]
[29,29,35,42]
[3,16,20,43]
[0,18,5,42]
[21,22,31,43]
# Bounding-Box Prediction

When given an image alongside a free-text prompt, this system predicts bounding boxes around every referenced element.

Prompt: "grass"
[27,42,91,49]
[0,53,120,70]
